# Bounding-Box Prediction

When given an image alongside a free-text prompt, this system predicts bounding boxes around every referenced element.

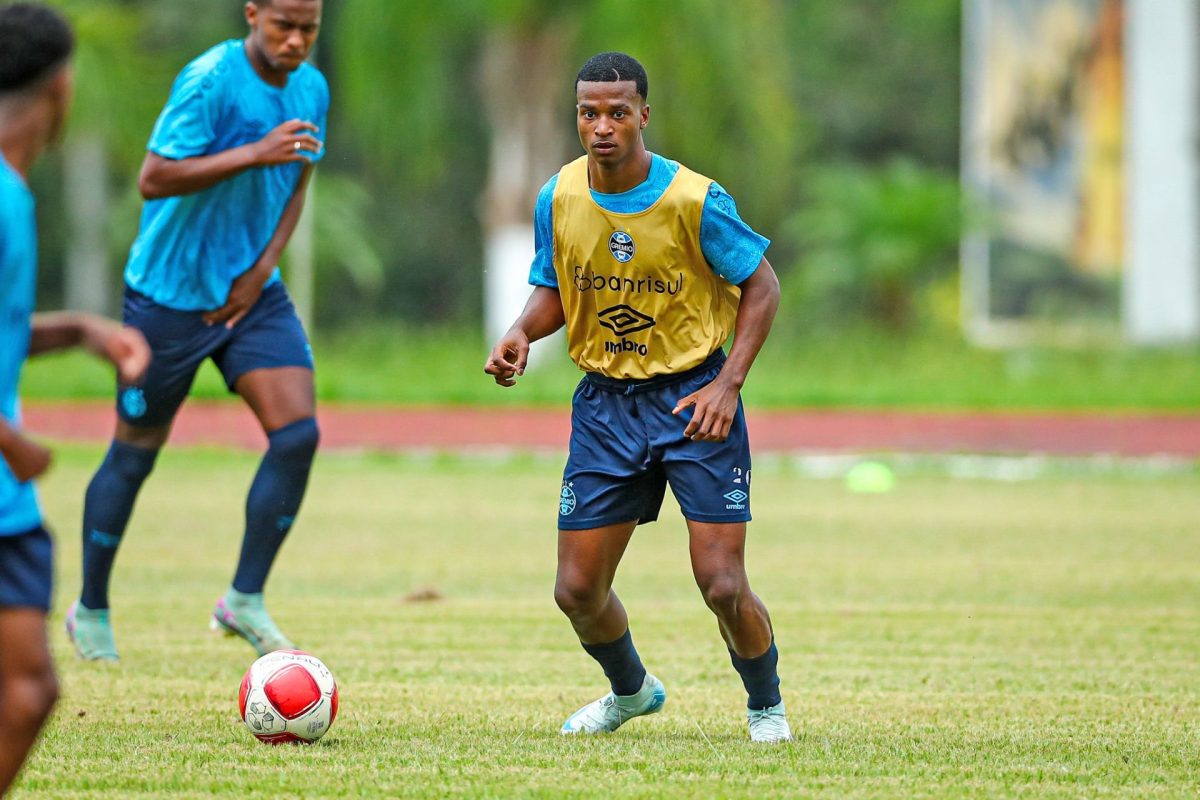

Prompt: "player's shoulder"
[172,40,240,94]
[293,61,330,98]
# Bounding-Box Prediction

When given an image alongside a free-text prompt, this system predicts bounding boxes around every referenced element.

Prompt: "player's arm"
[28,312,151,384]
[7,313,152,482]
[673,257,780,442]
[138,119,321,200]
[484,287,565,387]
[0,417,50,483]
[203,163,315,329]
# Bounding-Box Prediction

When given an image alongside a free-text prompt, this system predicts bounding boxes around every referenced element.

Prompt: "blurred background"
[23,0,1200,410]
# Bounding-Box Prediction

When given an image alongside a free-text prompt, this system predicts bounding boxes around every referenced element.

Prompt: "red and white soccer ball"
[239,650,339,744]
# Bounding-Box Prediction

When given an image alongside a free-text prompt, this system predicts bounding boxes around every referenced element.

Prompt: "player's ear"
[244,1,258,28]
[640,103,650,129]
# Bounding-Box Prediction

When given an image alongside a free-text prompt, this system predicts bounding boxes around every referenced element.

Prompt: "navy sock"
[232,417,318,594]
[80,441,159,609]
[730,640,782,710]
[581,629,647,697]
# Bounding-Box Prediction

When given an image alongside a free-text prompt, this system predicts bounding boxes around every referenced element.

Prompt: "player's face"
[245,0,321,73]
[576,81,649,166]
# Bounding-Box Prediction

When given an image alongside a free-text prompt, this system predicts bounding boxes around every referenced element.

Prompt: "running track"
[22,402,1200,457]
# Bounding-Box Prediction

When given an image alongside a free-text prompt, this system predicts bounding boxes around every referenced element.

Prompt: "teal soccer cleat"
[210,590,295,656]
[747,701,792,743]
[561,673,667,735]
[65,601,119,662]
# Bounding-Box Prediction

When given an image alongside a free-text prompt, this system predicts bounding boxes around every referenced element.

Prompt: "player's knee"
[268,417,319,462]
[698,573,745,618]
[0,668,58,733]
[553,578,603,619]
[108,440,160,483]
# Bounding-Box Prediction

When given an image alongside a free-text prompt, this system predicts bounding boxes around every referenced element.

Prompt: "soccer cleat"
[210,591,295,656]
[747,701,792,743]
[65,601,119,662]
[560,673,666,735]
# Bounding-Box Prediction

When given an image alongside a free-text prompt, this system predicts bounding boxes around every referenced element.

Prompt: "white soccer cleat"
[561,673,667,735]
[747,700,792,743]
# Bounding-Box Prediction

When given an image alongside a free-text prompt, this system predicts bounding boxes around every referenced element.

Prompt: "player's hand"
[252,119,323,166]
[204,266,271,329]
[80,317,152,384]
[0,428,52,483]
[484,330,530,387]
[673,376,740,442]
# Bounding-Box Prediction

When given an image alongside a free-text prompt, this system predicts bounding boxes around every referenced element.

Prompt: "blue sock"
[730,639,782,710]
[581,629,647,697]
[232,417,319,594]
[80,441,159,610]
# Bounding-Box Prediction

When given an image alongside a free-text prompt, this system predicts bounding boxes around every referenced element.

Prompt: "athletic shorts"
[0,526,53,611]
[117,282,314,427]
[558,349,753,531]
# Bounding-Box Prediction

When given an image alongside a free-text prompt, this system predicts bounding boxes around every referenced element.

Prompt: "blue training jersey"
[0,153,44,536]
[124,40,329,311]
[529,153,769,288]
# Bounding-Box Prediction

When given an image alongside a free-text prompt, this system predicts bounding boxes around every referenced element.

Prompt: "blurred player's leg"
[0,609,58,794]
[687,519,790,742]
[212,366,316,655]
[556,521,666,734]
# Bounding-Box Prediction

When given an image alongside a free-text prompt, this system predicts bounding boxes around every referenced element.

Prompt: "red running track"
[21,401,1200,457]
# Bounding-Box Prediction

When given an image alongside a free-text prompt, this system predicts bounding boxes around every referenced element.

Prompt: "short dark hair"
[0,3,73,94]
[576,52,648,101]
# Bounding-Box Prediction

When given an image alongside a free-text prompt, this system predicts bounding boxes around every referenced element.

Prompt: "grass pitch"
[12,446,1200,798]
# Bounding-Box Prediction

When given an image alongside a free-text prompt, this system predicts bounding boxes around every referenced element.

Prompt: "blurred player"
[0,4,150,792]
[67,0,328,660]
[485,52,790,742]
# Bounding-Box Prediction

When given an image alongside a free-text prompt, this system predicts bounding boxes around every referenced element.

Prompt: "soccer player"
[0,4,151,793]
[484,52,790,743]
[66,0,328,661]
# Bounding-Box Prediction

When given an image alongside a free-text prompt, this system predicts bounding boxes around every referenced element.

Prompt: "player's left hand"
[673,376,740,442]
[204,267,271,329]
[79,317,151,384]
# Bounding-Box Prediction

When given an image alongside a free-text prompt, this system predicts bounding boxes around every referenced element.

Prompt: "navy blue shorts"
[117,282,314,427]
[0,526,53,611]
[558,350,752,531]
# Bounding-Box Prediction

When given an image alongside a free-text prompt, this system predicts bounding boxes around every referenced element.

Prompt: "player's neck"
[0,103,49,180]
[243,38,289,88]
[588,147,651,195]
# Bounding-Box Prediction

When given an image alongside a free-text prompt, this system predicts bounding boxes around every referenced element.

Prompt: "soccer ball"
[239,650,339,744]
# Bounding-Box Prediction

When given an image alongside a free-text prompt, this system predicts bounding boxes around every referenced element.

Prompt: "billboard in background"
[963,0,1124,341]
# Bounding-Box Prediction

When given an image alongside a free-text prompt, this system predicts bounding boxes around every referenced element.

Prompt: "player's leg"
[686,519,789,741]
[72,289,207,661]
[0,527,59,794]
[211,284,318,655]
[0,609,58,795]
[557,520,666,735]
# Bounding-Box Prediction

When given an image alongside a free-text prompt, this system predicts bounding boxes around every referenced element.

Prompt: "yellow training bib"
[552,156,740,379]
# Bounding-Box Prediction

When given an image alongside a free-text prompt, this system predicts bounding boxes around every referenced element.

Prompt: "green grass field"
[12,446,1200,798]
[18,326,1200,410]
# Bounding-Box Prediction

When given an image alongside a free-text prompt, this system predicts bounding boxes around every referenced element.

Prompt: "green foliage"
[783,159,962,331]
[19,450,1200,797]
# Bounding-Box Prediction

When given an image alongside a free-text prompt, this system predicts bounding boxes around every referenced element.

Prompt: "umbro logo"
[597,304,655,337]
[723,489,748,510]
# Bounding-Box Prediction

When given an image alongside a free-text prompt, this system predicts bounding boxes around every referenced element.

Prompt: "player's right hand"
[253,119,323,166]
[0,429,52,483]
[484,331,530,387]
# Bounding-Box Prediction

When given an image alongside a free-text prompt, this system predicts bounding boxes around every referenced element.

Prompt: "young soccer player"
[66,0,328,660]
[485,52,790,742]
[0,4,151,792]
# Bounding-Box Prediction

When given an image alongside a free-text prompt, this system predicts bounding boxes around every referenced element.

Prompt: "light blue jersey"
[124,40,329,311]
[529,153,769,288]
[0,154,44,536]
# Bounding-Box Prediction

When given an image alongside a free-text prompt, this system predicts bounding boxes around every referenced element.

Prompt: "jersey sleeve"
[147,59,228,160]
[528,175,558,288]
[303,70,331,165]
[699,182,770,285]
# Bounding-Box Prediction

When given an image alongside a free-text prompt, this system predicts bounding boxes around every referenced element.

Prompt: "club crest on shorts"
[560,483,577,516]
[121,387,147,419]
[608,230,635,263]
